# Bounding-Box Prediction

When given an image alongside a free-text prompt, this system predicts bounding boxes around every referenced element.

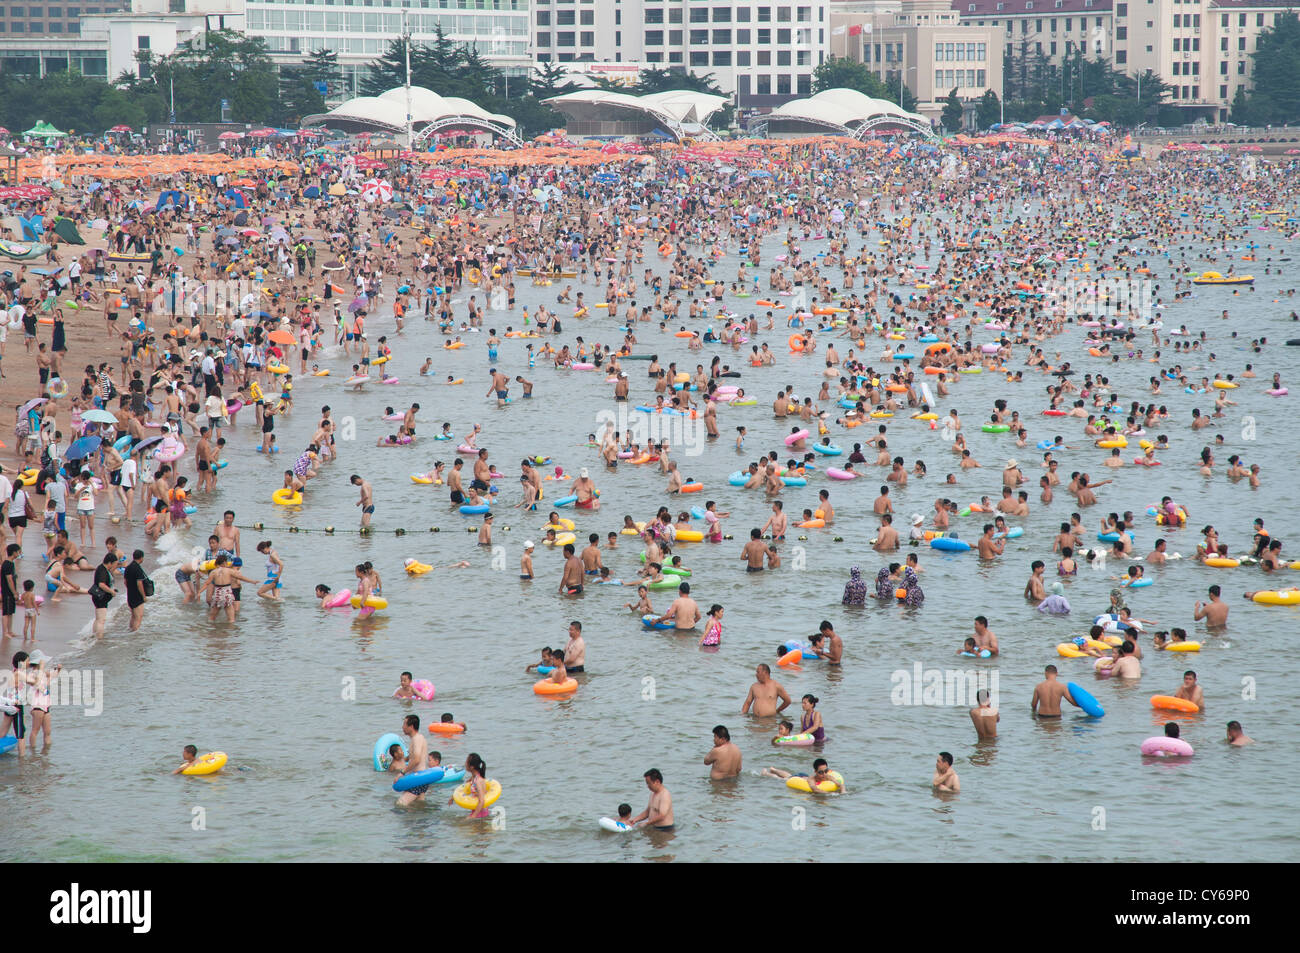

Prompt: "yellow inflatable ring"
[1251,590,1300,606]
[1096,438,1128,449]
[272,488,303,505]
[267,362,290,375]
[544,532,576,547]
[1212,380,1237,389]
[182,751,228,776]
[1204,557,1239,568]
[466,268,482,284]
[350,594,389,610]
[404,560,433,575]
[452,778,502,810]
[543,518,575,532]
[787,770,844,794]
[675,529,704,543]
[621,522,646,536]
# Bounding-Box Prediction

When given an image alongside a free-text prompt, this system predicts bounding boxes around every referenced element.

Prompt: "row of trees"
[1230,12,1300,126]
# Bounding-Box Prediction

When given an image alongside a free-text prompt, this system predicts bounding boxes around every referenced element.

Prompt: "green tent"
[53,218,84,245]
[23,121,66,138]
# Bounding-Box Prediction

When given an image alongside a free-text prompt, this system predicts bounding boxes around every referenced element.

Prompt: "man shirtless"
[761,501,788,540]
[741,529,768,571]
[486,367,510,407]
[1031,665,1078,716]
[932,752,960,793]
[214,510,240,557]
[973,616,999,655]
[630,768,674,831]
[812,621,842,664]
[580,535,604,575]
[970,689,999,739]
[654,582,700,630]
[704,725,743,779]
[1173,670,1205,710]
[396,714,430,806]
[1111,641,1142,678]
[350,474,374,529]
[571,467,600,509]
[741,663,791,717]
[1194,585,1229,626]
[558,543,585,595]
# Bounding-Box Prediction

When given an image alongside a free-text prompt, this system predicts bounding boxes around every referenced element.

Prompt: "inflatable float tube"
[730,470,754,486]
[981,424,1010,433]
[780,475,807,487]
[393,767,449,791]
[675,529,704,542]
[642,615,676,630]
[181,751,228,776]
[452,779,502,810]
[1151,695,1199,713]
[787,770,844,794]
[551,494,579,508]
[322,588,352,609]
[931,537,971,552]
[1251,589,1300,605]
[1067,682,1104,717]
[825,467,856,480]
[534,678,578,695]
[374,732,408,771]
[350,594,388,611]
[272,488,303,506]
[812,443,842,455]
[992,527,1024,539]
[599,816,635,832]
[459,504,491,515]
[1141,737,1194,757]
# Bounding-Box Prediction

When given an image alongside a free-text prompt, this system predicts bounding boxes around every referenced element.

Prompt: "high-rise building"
[534,0,832,109]
[245,0,531,97]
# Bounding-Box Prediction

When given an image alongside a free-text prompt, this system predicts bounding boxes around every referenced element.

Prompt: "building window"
[1115,26,1125,39]
[556,30,574,45]
[536,11,549,24]
[1115,49,1125,64]
[1219,60,1227,74]
[1220,84,1227,98]
[757,27,770,43]
[580,30,593,44]
[757,75,770,94]
[644,7,662,23]
[758,6,771,22]
[556,9,573,24]
[668,50,681,62]
[138,35,150,49]
[690,50,707,65]
[689,7,706,22]
[777,49,790,65]
[777,6,791,22]
[689,29,706,44]
[777,28,790,43]
[713,7,730,21]
[737,29,749,42]
[737,50,750,65]
[738,8,750,22]
[712,50,730,65]
[738,75,751,96]
[712,29,729,44]
[579,9,592,23]
[1238,37,1245,50]
[757,49,770,65]
[1116,2,1126,14]
[777,74,791,94]
[536,31,550,45]
[668,8,680,23]
[644,29,661,44]
[1237,61,1245,74]
[669,29,681,43]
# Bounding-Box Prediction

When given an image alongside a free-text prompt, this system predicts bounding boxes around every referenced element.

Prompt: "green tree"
[941,88,964,131]
[976,89,1000,129]
[1241,11,1300,124]
[884,73,917,112]
[530,60,578,100]
[811,56,890,99]
[301,48,340,95]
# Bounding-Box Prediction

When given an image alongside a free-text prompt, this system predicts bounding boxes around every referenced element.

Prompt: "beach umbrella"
[64,435,102,461]
[20,397,48,415]
[267,329,295,345]
[218,131,244,140]
[321,260,345,271]
[361,179,394,203]
[80,409,118,425]
[132,435,164,455]
[347,296,367,313]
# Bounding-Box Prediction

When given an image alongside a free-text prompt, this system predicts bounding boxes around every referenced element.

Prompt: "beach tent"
[52,218,84,245]
[303,185,321,199]
[18,213,43,241]
[156,190,187,210]
[221,189,247,209]
[23,121,66,138]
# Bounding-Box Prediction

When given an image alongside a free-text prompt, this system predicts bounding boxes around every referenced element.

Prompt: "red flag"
[848,24,862,36]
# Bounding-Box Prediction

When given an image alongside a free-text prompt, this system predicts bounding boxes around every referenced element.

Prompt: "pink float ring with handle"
[323,587,352,609]
[784,429,809,447]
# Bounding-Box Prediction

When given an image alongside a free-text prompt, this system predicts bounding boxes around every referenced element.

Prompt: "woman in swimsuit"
[1057,545,1078,576]
[27,661,58,747]
[799,694,826,744]
[699,604,723,648]
[204,555,256,623]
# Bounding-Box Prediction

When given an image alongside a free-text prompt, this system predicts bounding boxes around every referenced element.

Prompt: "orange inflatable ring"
[443,341,465,350]
[776,648,803,669]
[789,334,805,352]
[924,366,944,375]
[895,588,907,599]
[429,722,467,735]
[1088,347,1103,357]
[674,331,694,338]
[798,519,825,529]
[925,342,953,354]
[534,678,578,695]
[680,482,703,493]
[886,384,907,393]
[659,244,673,256]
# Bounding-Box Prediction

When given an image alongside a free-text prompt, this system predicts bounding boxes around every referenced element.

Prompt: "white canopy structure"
[753,88,933,138]
[544,89,729,142]
[303,87,521,146]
